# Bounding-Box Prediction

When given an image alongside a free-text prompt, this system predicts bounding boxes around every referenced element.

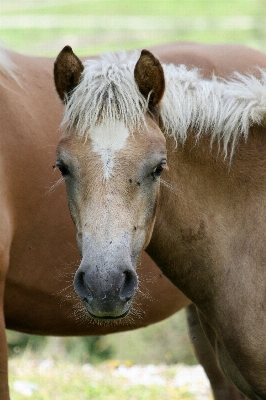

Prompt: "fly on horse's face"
[54,47,167,319]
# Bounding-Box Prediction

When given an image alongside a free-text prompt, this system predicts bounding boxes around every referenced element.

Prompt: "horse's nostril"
[74,271,93,301]
[119,270,138,302]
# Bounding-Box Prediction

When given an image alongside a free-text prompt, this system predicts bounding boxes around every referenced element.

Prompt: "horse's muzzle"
[73,265,138,319]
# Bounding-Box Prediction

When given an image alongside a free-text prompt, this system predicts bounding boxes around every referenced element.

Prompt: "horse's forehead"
[89,121,131,179]
[90,121,130,153]
[59,118,166,180]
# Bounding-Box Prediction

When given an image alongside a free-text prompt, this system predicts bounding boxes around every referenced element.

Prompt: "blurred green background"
[1,0,266,57]
[7,310,196,366]
[2,0,266,367]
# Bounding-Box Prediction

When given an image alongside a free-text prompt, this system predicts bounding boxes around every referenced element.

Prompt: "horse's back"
[150,42,266,77]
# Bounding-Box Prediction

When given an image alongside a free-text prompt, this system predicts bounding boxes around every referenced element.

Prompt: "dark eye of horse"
[54,161,69,177]
[151,161,167,179]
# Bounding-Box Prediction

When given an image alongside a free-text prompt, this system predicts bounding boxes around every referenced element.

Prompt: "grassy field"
[1,0,266,56]
[9,357,212,400]
[7,311,207,399]
[2,0,262,17]
[7,310,197,366]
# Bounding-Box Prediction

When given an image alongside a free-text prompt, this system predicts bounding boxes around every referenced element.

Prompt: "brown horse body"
[53,42,266,400]
[0,45,243,399]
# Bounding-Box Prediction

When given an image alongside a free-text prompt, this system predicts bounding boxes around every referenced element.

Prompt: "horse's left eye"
[151,161,167,179]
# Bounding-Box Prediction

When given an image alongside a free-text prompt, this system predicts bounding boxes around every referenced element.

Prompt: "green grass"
[2,26,266,58]
[7,312,202,397]
[1,0,266,56]
[2,0,264,17]
[103,310,196,365]
[7,310,197,366]
[9,358,207,400]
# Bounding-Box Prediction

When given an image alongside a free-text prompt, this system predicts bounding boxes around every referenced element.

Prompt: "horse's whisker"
[45,177,64,196]
[160,178,180,195]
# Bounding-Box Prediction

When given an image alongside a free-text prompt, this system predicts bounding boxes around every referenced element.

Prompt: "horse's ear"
[54,46,84,102]
[134,50,165,107]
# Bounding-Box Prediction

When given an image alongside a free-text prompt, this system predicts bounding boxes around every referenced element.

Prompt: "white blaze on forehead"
[89,121,130,179]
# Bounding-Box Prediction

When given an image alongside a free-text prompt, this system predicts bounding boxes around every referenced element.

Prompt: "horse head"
[54,46,167,320]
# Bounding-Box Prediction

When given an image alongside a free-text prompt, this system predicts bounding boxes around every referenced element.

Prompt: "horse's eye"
[53,161,70,177]
[151,161,167,179]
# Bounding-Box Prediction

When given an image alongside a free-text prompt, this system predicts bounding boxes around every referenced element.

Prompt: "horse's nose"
[73,267,138,304]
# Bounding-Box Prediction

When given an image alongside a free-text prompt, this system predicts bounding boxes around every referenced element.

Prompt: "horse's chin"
[87,310,130,321]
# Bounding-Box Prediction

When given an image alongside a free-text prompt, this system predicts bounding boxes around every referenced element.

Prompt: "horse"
[53,41,266,400]
[0,44,243,400]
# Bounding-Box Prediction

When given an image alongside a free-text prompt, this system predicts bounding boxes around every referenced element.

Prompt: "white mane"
[62,52,148,135]
[161,64,266,156]
[63,51,266,156]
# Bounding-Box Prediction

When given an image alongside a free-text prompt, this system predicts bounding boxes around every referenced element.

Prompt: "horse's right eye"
[59,165,69,176]
[54,161,70,177]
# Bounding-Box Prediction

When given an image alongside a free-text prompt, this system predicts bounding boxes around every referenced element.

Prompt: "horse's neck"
[148,127,266,305]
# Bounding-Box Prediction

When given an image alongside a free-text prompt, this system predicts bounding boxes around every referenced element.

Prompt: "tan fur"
[0,47,187,400]
[0,42,255,400]
[148,129,266,399]
[55,42,266,399]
